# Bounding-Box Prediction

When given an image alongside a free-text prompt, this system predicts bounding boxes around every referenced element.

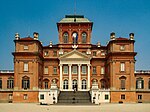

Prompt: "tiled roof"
[19,37,34,40]
[59,15,91,23]
[115,37,129,40]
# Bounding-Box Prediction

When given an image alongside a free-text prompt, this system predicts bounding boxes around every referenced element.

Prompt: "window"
[105,94,109,100]
[82,66,86,74]
[82,80,87,89]
[24,63,28,71]
[120,79,125,89]
[82,32,87,43]
[23,94,28,100]
[40,94,44,100]
[0,79,2,89]
[101,67,105,74]
[24,45,28,50]
[63,66,68,74]
[101,80,106,89]
[92,66,97,74]
[44,51,48,56]
[53,67,57,74]
[7,78,14,89]
[120,45,125,51]
[44,67,48,74]
[72,66,77,74]
[63,32,68,43]
[138,95,142,100]
[22,77,30,89]
[8,94,13,100]
[120,62,125,72]
[72,80,77,89]
[93,51,96,56]
[136,78,144,89]
[121,94,125,100]
[101,51,105,56]
[45,82,48,89]
[63,80,68,89]
[53,51,57,57]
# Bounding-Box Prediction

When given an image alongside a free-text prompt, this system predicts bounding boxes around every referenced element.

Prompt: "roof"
[59,15,91,23]
[115,37,129,40]
[19,37,34,40]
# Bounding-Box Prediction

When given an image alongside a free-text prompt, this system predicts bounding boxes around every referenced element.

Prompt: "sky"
[0,0,150,70]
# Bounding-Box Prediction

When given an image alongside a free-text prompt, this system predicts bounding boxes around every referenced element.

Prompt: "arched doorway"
[72,79,78,91]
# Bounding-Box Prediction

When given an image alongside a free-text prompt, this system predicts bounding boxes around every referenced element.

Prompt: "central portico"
[59,49,91,91]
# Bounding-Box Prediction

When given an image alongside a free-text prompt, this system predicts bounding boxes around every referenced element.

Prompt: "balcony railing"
[0,70,14,73]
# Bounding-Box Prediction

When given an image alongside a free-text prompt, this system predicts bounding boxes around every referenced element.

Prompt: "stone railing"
[0,70,14,73]
[135,70,150,74]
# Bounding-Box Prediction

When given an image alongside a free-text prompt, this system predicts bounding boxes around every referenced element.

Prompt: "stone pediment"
[59,50,90,60]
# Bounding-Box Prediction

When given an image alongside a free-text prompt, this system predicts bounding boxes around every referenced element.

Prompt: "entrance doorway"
[72,80,78,91]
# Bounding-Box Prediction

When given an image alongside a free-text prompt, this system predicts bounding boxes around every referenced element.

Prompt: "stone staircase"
[57,91,92,105]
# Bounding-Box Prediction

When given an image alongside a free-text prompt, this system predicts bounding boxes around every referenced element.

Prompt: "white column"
[87,64,90,90]
[78,64,81,90]
[59,64,63,90]
[69,64,72,90]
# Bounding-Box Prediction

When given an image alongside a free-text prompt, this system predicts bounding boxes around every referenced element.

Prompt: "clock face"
[72,32,77,38]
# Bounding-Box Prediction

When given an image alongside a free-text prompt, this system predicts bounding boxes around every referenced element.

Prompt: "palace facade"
[0,15,150,104]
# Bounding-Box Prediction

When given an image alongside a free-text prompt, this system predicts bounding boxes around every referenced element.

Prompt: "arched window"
[7,77,14,89]
[100,79,106,89]
[82,32,87,43]
[63,80,68,89]
[22,76,30,89]
[119,76,126,90]
[72,79,77,90]
[43,79,49,89]
[63,32,68,43]
[136,77,144,89]
[82,79,87,89]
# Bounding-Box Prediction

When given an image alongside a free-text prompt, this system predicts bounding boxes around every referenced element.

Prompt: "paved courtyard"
[0,103,150,112]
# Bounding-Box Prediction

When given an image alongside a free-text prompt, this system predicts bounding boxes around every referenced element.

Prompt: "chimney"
[129,33,134,40]
[110,32,115,40]
[15,33,20,40]
[33,32,39,40]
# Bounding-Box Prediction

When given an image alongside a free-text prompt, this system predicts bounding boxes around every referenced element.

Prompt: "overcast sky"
[0,0,150,70]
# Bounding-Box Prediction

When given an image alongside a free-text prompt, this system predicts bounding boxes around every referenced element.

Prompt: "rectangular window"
[44,51,49,56]
[40,94,44,100]
[93,51,96,56]
[92,66,97,74]
[53,51,57,57]
[24,45,28,50]
[120,79,125,89]
[0,79,2,89]
[44,67,48,74]
[22,79,30,89]
[101,51,105,56]
[8,94,13,100]
[120,62,125,72]
[105,94,109,100]
[63,66,68,74]
[120,45,125,51]
[121,94,125,100]
[72,66,77,74]
[24,63,28,71]
[82,66,86,74]
[23,94,28,100]
[53,67,57,74]
[7,79,14,89]
[101,67,105,74]
[45,82,48,89]
[136,80,144,89]
[138,95,142,100]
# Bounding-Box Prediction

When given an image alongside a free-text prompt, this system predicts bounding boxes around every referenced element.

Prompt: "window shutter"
[142,80,144,89]
[28,80,30,89]
[136,80,138,89]
[22,80,24,89]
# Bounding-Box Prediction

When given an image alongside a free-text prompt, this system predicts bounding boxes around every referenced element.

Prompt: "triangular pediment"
[59,49,90,60]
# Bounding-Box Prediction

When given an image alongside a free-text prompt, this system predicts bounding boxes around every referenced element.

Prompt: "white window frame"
[82,66,86,74]
[82,80,87,89]
[101,67,105,74]
[24,63,28,71]
[63,80,68,89]
[72,66,77,74]
[63,66,68,74]
[120,62,125,72]
[24,45,28,50]
[53,67,57,74]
